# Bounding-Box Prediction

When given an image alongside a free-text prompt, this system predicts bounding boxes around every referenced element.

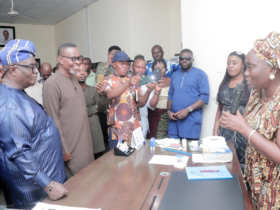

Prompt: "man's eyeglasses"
[60,55,83,62]
[179,57,192,61]
[1,63,39,79]
[13,63,39,73]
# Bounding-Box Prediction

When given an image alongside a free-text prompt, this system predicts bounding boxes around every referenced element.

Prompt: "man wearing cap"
[0,39,68,209]
[43,43,94,178]
[104,52,151,150]
[145,45,181,78]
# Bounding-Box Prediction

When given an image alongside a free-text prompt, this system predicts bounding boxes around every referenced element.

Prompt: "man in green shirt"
[95,45,121,83]
[83,58,96,87]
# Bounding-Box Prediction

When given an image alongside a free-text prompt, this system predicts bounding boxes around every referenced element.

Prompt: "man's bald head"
[40,62,52,80]
[151,45,164,60]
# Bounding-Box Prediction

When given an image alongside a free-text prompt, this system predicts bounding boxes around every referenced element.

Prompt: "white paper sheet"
[32,202,101,210]
[149,155,189,165]
[192,154,231,163]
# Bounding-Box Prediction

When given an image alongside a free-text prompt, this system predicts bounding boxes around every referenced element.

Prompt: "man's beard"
[181,63,193,71]
[69,69,77,75]
[78,81,85,84]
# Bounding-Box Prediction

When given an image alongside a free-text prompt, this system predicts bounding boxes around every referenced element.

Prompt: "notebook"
[185,165,232,180]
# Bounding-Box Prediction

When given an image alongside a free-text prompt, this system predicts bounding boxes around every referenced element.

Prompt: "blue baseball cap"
[0,39,36,66]
[113,51,134,63]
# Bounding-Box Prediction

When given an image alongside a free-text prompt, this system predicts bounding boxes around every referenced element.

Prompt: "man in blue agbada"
[167,49,209,139]
[0,40,68,209]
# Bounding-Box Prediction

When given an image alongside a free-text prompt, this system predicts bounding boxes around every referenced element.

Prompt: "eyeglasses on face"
[179,57,192,61]
[13,63,39,73]
[60,55,83,62]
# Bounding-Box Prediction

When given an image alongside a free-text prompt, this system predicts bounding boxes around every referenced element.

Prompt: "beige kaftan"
[42,70,94,176]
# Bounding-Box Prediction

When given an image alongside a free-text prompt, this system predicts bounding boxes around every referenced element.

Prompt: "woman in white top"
[146,59,170,139]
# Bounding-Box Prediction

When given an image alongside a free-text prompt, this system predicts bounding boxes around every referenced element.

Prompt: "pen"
[200,170,219,172]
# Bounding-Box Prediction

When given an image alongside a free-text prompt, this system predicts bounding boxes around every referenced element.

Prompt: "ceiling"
[0,0,98,25]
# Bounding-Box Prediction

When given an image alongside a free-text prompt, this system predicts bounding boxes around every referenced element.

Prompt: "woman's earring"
[269,74,275,80]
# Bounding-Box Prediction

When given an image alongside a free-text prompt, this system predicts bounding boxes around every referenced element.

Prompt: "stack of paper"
[196,136,233,163]
[168,143,182,150]
[203,146,233,162]
[155,138,180,148]
[185,165,233,180]
[149,155,189,166]
[188,141,203,151]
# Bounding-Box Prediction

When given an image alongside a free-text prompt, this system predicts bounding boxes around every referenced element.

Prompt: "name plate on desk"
[131,127,144,150]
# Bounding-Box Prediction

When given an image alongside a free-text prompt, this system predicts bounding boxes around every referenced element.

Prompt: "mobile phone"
[97,74,104,83]
[153,68,162,83]
[139,76,153,86]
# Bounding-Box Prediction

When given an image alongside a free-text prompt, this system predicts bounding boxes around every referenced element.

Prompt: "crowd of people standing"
[1,31,280,209]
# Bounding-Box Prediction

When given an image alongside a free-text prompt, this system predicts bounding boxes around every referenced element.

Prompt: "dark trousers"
[98,112,108,143]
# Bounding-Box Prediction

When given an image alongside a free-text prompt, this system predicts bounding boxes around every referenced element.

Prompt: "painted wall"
[181,0,280,138]
[54,0,182,63]
[127,0,182,61]
[0,22,56,67]
[88,0,130,62]
[54,8,89,60]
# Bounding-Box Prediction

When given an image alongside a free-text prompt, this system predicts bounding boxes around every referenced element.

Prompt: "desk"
[43,141,253,210]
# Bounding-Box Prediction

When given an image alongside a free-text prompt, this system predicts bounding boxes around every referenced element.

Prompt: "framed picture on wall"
[0,26,16,47]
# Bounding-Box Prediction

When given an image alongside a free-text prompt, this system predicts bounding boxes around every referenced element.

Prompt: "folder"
[185,165,233,180]
[159,172,246,210]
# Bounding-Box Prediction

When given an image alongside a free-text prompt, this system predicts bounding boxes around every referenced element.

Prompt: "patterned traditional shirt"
[145,59,181,78]
[104,75,143,142]
[244,88,280,210]
[0,84,67,209]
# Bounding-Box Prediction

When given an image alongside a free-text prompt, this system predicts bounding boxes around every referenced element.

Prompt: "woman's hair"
[152,58,167,71]
[216,51,250,113]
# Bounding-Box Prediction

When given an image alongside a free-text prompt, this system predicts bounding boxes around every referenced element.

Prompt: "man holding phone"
[132,56,163,138]
[167,49,209,140]
[103,52,151,149]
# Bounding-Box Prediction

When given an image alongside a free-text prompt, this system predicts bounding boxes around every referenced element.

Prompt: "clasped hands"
[168,108,189,120]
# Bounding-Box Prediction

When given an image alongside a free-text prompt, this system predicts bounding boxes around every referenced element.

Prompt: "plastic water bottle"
[150,137,156,150]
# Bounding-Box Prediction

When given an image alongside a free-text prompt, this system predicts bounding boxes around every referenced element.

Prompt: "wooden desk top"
[43,141,253,210]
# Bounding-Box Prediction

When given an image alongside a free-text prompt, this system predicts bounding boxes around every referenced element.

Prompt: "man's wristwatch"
[187,106,193,112]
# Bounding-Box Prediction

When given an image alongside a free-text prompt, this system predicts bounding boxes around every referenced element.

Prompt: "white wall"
[55,0,182,63]
[88,0,130,62]
[54,8,89,59]
[127,0,182,61]
[181,0,280,138]
[0,23,56,67]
